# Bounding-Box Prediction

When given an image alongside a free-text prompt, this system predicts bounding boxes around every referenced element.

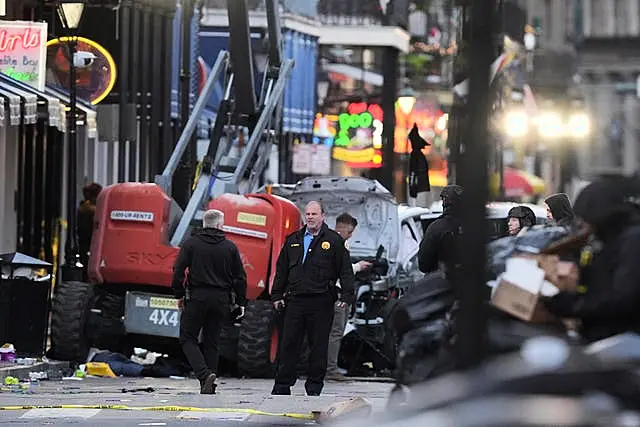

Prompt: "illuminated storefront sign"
[0,21,47,91]
[46,37,117,105]
[312,113,338,146]
[332,102,383,168]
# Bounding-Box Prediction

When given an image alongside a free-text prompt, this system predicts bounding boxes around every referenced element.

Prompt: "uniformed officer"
[271,201,355,396]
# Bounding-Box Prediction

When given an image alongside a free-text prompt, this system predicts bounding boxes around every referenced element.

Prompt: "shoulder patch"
[321,241,331,250]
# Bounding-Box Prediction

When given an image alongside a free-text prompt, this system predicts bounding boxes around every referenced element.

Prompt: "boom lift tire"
[237,299,278,378]
[49,281,95,363]
[90,290,132,356]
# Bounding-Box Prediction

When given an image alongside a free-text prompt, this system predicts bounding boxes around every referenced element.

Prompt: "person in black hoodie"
[544,193,575,227]
[172,209,247,394]
[543,175,640,342]
[418,185,464,278]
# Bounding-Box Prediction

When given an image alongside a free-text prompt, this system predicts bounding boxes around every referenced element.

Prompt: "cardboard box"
[516,254,560,284]
[492,278,555,323]
[490,257,557,323]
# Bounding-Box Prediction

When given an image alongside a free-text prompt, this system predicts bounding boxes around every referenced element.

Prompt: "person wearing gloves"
[171,209,248,394]
[326,213,372,381]
[542,175,640,342]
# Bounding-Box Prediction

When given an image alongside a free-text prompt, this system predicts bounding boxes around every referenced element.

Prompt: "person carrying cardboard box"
[542,175,640,343]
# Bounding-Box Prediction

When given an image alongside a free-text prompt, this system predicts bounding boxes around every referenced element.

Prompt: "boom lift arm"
[153,0,293,247]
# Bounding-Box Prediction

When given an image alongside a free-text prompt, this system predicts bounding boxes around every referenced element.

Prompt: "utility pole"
[454,0,494,370]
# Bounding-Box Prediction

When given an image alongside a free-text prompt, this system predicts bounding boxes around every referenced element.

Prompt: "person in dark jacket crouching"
[172,209,247,394]
[543,175,640,342]
[271,201,355,396]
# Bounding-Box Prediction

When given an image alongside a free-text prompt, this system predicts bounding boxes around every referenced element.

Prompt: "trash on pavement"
[0,344,16,362]
[85,362,116,378]
[313,396,373,424]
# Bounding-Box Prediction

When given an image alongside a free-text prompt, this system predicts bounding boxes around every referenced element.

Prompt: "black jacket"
[418,210,463,275]
[271,223,355,305]
[171,228,247,306]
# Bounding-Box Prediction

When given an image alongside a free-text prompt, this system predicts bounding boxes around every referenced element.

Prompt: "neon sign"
[332,102,384,168]
[46,37,117,105]
[0,21,47,91]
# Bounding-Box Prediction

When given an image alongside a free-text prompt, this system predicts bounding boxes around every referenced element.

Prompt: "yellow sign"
[237,212,267,226]
[321,241,330,250]
[150,297,178,309]
[332,146,376,163]
[46,36,117,105]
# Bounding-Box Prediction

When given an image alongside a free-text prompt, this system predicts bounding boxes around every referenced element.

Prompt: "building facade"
[576,0,640,176]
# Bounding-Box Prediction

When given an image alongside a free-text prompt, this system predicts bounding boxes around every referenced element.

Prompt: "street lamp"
[537,111,564,140]
[503,109,528,138]
[567,112,591,139]
[57,0,86,282]
[397,87,417,116]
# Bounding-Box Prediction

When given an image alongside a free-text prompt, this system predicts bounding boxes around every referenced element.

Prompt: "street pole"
[62,36,81,282]
[119,0,132,182]
[455,0,494,370]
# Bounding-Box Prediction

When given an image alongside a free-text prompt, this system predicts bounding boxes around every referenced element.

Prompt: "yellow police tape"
[0,404,315,420]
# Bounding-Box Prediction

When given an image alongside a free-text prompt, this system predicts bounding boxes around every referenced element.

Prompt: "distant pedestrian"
[77,182,102,273]
[271,201,355,396]
[544,193,575,227]
[172,209,247,394]
[326,213,372,381]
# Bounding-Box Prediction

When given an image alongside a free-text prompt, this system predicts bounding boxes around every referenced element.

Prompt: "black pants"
[274,293,334,395]
[179,289,229,381]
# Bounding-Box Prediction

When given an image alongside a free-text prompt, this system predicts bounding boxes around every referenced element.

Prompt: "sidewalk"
[0,359,71,381]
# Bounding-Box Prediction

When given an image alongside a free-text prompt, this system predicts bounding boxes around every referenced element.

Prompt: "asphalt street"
[0,376,393,425]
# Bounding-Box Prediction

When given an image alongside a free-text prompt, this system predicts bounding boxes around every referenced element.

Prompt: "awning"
[0,80,37,126]
[45,86,98,138]
[323,63,383,87]
[0,74,64,131]
[490,167,546,198]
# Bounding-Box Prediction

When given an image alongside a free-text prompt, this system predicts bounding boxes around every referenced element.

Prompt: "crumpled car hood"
[286,177,400,263]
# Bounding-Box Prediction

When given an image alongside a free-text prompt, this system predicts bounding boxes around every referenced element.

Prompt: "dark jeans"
[179,289,229,381]
[273,293,334,395]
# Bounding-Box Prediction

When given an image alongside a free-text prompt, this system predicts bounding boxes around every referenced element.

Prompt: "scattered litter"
[85,362,116,378]
[16,358,37,366]
[313,397,373,424]
[29,372,47,380]
[121,387,155,393]
[62,377,83,381]
[169,376,185,380]
[0,344,16,362]
[159,400,169,403]
[3,377,18,385]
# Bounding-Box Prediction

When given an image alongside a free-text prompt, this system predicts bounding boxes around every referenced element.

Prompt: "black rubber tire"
[237,300,277,378]
[49,281,95,363]
[89,290,136,357]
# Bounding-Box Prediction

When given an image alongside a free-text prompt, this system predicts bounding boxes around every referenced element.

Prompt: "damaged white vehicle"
[286,177,431,375]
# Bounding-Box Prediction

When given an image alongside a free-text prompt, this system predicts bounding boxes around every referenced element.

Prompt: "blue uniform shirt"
[302,230,314,263]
